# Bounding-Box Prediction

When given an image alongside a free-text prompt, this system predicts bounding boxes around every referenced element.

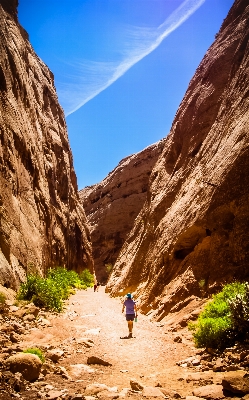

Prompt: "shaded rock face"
[0,1,93,289]
[106,0,249,317]
[80,141,164,282]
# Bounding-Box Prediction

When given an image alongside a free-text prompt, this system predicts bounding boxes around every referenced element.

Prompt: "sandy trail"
[22,286,200,396]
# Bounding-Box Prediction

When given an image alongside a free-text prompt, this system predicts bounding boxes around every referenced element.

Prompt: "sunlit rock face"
[106,0,249,319]
[79,141,164,283]
[0,0,93,289]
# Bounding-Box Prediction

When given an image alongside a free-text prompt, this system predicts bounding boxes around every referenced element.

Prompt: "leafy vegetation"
[79,268,95,287]
[0,292,6,304]
[105,263,113,275]
[23,348,45,362]
[189,282,249,349]
[17,267,94,312]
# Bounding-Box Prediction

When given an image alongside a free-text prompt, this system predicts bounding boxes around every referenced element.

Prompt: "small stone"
[39,318,52,326]
[192,359,201,366]
[47,349,64,362]
[130,378,144,391]
[23,313,35,322]
[76,338,94,348]
[173,336,182,343]
[213,358,225,372]
[87,355,112,366]
[10,332,20,343]
[84,383,109,395]
[97,390,119,399]
[9,306,19,312]
[26,305,40,317]
[47,390,64,399]
[142,386,165,397]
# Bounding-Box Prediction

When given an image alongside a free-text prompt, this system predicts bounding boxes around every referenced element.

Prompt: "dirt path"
[21,286,204,397]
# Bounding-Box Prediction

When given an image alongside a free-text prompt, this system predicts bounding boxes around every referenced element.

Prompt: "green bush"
[0,292,6,304]
[23,348,45,362]
[79,269,94,287]
[17,267,94,312]
[229,283,249,336]
[17,274,63,312]
[189,282,248,349]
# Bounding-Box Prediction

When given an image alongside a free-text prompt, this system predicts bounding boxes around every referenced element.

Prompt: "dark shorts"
[126,314,135,321]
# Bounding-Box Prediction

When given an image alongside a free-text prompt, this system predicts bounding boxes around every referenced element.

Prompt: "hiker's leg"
[128,320,133,333]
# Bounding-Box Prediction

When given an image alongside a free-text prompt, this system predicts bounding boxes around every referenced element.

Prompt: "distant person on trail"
[122,293,137,338]
[93,276,98,292]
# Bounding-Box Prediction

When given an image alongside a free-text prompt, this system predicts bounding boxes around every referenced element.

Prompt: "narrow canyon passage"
[20,286,199,396]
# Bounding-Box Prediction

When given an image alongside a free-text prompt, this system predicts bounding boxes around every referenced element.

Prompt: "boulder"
[222,373,249,395]
[6,353,42,381]
[193,384,225,399]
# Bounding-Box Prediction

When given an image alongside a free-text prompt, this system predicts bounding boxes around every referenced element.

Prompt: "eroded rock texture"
[80,141,164,282]
[0,0,93,289]
[106,0,249,319]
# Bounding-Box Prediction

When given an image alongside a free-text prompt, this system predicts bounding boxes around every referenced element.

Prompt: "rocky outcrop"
[106,0,249,318]
[0,0,93,289]
[79,141,164,282]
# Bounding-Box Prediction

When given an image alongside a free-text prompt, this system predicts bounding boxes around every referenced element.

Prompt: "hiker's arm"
[134,303,137,317]
[122,303,125,313]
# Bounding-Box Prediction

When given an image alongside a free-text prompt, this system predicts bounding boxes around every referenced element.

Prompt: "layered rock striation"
[106,0,249,319]
[79,141,164,282]
[0,0,93,289]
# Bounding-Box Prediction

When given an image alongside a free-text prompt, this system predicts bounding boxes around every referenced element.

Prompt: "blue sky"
[18,0,234,189]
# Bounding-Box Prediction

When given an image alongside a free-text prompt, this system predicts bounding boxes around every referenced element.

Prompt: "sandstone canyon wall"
[106,0,249,321]
[0,0,93,289]
[80,141,164,283]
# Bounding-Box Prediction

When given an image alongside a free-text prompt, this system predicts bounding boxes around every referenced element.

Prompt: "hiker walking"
[122,293,137,338]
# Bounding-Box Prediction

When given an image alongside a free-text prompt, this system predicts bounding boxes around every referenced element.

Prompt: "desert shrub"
[23,348,45,362]
[189,282,248,349]
[0,292,6,304]
[17,267,94,312]
[229,282,249,338]
[17,274,63,312]
[79,269,94,287]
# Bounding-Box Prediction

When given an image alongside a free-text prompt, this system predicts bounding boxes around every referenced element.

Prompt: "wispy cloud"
[57,0,206,116]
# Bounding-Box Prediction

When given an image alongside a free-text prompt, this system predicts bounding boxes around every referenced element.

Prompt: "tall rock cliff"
[80,141,164,283]
[106,0,249,321]
[0,0,93,289]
